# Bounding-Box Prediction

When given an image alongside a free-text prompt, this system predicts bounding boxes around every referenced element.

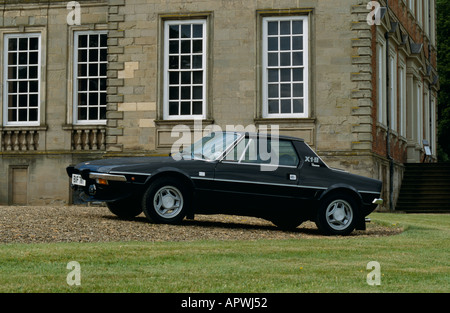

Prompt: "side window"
[275,140,299,167]
[223,137,299,167]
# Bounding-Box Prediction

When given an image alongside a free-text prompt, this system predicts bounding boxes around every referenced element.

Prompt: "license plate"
[72,174,86,186]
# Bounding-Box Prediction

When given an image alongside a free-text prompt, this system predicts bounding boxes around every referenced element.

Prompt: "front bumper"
[372,198,384,205]
[67,166,136,202]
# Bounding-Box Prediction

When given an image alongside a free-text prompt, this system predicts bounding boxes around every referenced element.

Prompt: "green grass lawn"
[0,213,448,293]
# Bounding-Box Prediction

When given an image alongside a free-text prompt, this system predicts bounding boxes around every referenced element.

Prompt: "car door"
[213,135,302,214]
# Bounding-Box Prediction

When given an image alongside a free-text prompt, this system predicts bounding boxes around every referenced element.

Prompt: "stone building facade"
[0,0,438,209]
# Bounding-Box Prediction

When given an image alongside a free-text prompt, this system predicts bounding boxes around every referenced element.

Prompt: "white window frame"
[3,33,41,126]
[417,81,423,144]
[262,15,309,118]
[409,0,415,16]
[417,0,423,27]
[163,19,207,120]
[424,0,429,36]
[424,87,430,143]
[431,95,436,155]
[389,50,397,131]
[377,37,387,126]
[73,30,108,125]
[398,61,407,137]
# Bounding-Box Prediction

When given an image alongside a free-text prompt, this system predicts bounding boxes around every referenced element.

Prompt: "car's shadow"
[102,214,321,235]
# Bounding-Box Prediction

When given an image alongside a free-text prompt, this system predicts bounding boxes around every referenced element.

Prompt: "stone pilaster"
[350,4,374,151]
[106,0,125,152]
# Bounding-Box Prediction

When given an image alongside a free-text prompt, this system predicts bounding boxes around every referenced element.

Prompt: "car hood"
[74,156,176,173]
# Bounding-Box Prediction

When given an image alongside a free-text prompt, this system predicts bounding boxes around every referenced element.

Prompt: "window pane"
[292,52,303,65]
[170,72,179,84]
[19,38,28,50]
[8,53,17,65]
[19,109,28,121]
[292,21,303,34]
[193,71,203,84]
[293,99,303,113]
[169,102,179,115]
[280,84,291,97]
[193,24,203,38]
[292,36,303,50]
[181,40,191,53]
[268,84,278,98]
[19,95,27,107]
[181,55,190,69]
[268,37,278,51]
[29,109,38,121]
[169,56,179,69]
[18,66,27,79]
[180,102,190,115]
[79,35,88,47]
[29,52,39,65]
[293,68,303,81]
[29,81,38,93]
[193,86,202,99]
[268,53,278,66]
[170,25,179,38]
[268,69,278,82]
[280,69,290,82]
[193,101,202,115]
[169,87,179,100]
[280,53,290,66]
[89,34,99,47]
[181,25,191,38]
[268,100,279,114]
[280,37,290,50]
[268,22,278,35]
[192,55,202,69]
[193,40,202,53]
[8,38,17,51]
[89,49,99,62]
[181,86,190,99]
[280,21,290,35]
[181,71,191,84]
[280,99,291,113]
[293,83,303,97]
[169,40,179,54]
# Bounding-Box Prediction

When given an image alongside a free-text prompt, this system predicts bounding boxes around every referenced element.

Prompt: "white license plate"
[72,174,86,186]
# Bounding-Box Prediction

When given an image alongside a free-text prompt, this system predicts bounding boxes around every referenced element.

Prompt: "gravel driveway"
[0,205,402,244]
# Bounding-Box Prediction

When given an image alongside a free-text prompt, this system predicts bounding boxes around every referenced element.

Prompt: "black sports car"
[67,131,383,235]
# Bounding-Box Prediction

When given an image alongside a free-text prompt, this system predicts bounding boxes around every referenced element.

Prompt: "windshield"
[178,132,242,161]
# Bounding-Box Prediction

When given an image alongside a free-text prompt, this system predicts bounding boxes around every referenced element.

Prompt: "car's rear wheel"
[316,193,359,236]
[107,197,143,219]
[142,177,190,224]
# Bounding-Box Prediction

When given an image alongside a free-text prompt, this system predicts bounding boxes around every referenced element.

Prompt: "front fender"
[318,184,363,204]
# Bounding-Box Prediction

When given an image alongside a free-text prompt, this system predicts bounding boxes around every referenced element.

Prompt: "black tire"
[107,196,143,219]
[315,193,359,236]
[270,216,304,231]
[142,177,190,224]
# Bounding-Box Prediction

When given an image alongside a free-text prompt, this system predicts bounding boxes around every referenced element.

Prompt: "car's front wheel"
[315,193,359,236]
[142,177,190,224]
[107,196,143,219]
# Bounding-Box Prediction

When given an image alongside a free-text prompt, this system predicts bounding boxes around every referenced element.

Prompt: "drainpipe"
[428,1,433,160]
[384,0,394,212]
